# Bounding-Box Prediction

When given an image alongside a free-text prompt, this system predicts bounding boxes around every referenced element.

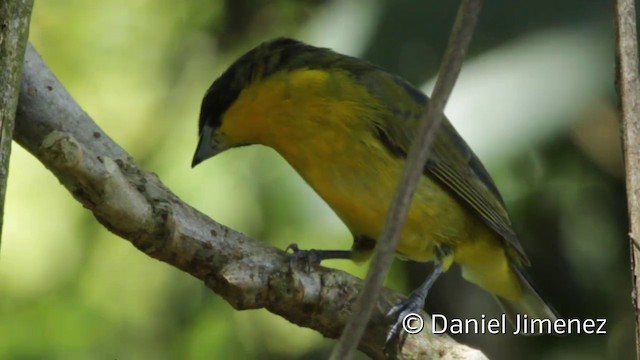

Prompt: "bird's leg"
[285,234,373,270]
[285,243,352,262]
[384,245,451,355]
[285,243,352,270]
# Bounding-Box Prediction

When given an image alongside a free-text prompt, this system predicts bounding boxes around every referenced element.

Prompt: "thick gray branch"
[14,44,486,360]
[0,0,33,246]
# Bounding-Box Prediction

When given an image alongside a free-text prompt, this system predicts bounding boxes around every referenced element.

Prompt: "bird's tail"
[495,266,559,334]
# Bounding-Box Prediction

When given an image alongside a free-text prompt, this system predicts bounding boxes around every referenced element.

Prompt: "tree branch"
[14,45,487,359]
[0,0,33,248]
[613,0,640,356]
[333,1,483,358]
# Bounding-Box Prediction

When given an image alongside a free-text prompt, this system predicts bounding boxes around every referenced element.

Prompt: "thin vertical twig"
[0,0,34,250]
[330,1,483,358]
[614,0,640,356]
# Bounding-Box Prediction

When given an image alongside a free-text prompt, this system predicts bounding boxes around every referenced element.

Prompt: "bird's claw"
[285,243,320,271]
[384,296,425,356]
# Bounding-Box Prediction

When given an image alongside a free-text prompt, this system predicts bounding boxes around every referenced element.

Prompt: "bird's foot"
[285,243,321,271]
[285,244,352,271]
[384,293,426,357]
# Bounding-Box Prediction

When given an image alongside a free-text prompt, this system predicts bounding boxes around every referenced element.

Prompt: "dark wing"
[427,121,529,264]
[359,71,529,265]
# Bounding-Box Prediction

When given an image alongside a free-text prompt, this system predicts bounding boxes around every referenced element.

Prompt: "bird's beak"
[191,125,224,168]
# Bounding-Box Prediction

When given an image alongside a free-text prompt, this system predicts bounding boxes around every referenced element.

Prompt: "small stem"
[613,0,640,356]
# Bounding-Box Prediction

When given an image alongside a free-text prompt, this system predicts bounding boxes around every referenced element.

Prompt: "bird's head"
[191,37,377,167]
[192,38,322,167]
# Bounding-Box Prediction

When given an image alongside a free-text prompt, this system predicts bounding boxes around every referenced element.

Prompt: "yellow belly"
[271,120,472,262]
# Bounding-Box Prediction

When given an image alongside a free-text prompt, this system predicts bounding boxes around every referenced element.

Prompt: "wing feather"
[361,71,529,264]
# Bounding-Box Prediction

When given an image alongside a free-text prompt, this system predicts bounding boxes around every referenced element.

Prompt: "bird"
[191,37,558,347]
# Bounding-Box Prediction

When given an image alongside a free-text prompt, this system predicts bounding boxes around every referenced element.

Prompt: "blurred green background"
[0,0,632,359]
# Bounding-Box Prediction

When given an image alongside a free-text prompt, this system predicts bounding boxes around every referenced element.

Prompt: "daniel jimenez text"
[401,313,607,335]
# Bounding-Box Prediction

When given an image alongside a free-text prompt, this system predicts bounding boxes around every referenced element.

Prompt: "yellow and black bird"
[192,38,558,342]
